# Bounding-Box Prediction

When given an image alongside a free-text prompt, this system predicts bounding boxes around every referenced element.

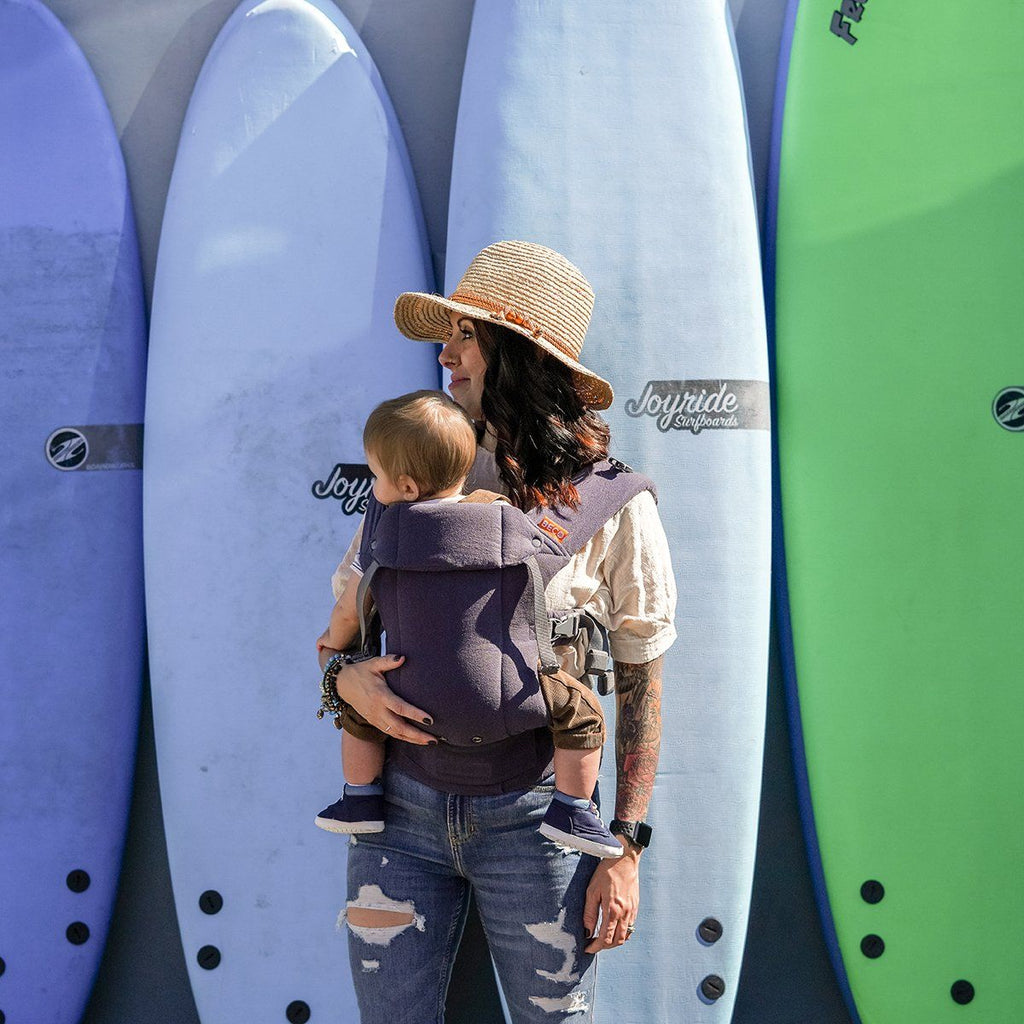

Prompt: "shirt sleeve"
[330,518,365,600]
[602,491,678,665]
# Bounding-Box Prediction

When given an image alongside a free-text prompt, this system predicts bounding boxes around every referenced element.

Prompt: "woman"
[320,241,675,1022]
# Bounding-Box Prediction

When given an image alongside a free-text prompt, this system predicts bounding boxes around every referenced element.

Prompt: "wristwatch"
[609,819,653,850]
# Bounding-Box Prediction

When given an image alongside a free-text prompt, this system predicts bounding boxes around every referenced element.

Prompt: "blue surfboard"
[0,2,147,1022]
[446,3,771,1021]
[144,1,438,1020]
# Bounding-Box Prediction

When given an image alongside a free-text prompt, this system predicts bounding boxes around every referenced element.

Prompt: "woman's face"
[440,312,487,421]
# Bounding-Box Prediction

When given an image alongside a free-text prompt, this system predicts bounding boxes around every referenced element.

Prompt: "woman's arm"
[317,647,435,745]
[583,655,663,953]
[612,656,663,820]
[318,574,362,653]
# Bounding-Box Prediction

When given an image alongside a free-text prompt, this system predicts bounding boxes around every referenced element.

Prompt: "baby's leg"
[540,669,606,795]
[342,732,386,786]
[553,746,602,801]
[316,728,387,834]
[538,670,622,858]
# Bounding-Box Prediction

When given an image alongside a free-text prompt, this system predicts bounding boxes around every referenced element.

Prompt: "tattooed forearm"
[614,656,663,820]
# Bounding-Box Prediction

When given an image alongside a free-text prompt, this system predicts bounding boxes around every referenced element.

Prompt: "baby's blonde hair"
[363,390,476,498]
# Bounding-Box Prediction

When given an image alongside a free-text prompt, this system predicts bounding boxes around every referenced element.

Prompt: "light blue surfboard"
[446,3,771,1021]
[144,0,438,1020]
[0,2,147,1022]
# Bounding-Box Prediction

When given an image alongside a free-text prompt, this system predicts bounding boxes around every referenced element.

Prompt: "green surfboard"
[771,2,1024,1022]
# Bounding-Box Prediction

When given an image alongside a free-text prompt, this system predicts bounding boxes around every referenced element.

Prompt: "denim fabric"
[344,766,599,1023]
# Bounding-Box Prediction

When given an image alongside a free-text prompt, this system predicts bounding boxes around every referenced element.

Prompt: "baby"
[315,390,622,859]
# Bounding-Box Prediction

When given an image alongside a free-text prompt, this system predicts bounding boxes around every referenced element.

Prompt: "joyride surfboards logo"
[831,0,868,45]
[311,463,374,514]
[993,387,1024,432]
[625,380,770,435]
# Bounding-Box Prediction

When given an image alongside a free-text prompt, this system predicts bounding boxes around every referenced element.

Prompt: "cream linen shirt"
[330,448,677,673]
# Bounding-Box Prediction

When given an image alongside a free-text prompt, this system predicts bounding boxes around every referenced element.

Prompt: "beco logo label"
[625,380,770,435]
[312,463,374,514]
[993,387,1024,432]
[537,517,569,544]
[831,0,868,45]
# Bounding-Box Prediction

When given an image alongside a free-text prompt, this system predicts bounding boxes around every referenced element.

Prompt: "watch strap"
[609,818,653,849]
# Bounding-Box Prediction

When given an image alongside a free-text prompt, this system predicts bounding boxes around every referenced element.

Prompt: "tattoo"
[614,657,663,820]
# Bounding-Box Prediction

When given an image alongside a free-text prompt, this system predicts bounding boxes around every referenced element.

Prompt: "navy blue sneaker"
[538,799,623,859]
[314,790,385,834]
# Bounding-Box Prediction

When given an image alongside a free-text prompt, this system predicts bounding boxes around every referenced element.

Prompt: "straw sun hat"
[393,240,613,410]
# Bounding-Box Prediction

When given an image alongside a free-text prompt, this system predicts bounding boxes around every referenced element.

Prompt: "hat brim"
[394,291,613,411]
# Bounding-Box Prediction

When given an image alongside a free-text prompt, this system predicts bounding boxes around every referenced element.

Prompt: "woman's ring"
[626,924,636,936]
[384,723,392,733]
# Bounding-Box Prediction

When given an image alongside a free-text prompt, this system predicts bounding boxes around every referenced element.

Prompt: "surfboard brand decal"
[45,424,143,471]
[831,0,867,45]
[46,428,88,470]
[993,387,1024,432]
[625,380,769,434]
[312,463,374,514]
[537,517,568,544]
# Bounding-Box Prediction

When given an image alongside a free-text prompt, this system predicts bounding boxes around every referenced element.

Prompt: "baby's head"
[363,390,476,505]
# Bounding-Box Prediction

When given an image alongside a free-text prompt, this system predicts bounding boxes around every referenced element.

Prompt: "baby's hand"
[316,628,332,653]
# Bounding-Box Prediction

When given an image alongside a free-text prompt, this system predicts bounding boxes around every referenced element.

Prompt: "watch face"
[635,821,653,847]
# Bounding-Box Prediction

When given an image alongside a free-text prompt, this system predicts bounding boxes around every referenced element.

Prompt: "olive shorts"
[340,667,605,750]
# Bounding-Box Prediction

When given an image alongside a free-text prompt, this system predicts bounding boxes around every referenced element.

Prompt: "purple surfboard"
[0,2,147,1022]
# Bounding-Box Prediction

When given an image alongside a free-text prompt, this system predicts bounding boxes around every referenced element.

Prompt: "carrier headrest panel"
[368,501,559,571]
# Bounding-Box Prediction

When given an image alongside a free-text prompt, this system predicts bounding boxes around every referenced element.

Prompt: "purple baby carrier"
[355,459,654,794]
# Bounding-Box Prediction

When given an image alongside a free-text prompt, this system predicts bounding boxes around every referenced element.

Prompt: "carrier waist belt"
[387,728,555,796]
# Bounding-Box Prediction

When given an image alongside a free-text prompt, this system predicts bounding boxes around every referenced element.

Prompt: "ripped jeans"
[344,765,598,1023]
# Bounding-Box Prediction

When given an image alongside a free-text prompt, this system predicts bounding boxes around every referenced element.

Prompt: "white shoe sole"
[314,816,384,834]
[538,821,623,859]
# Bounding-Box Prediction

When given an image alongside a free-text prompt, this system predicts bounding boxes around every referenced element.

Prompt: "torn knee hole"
[341,885,427,946]
[347,907,415,928]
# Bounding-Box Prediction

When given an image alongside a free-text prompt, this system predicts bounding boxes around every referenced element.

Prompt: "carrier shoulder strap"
[354,495,388,654]
[355,561,381,656]
[530,458,657,693]
[356,493,387,570]
[529,457,656,585]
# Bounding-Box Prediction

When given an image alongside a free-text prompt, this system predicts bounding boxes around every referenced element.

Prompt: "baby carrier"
[353,458,655,793]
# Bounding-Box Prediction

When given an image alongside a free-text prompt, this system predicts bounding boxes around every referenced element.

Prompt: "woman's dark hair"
[474,319,610,510]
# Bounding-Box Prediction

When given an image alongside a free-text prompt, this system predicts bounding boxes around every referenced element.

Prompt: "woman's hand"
[319,648,435,745]
[582,842,641,953]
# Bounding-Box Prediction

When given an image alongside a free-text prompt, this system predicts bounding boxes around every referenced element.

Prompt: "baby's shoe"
[315,784,385,834]
[538,793,623,859]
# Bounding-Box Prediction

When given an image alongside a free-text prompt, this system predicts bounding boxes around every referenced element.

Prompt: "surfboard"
[770,2,1024,1022]
[0,2,147,1022]
[446,3,771,1021]
[144,0,438,1020]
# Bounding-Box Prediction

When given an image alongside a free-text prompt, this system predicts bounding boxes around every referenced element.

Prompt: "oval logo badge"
[46,427,89,470]
[993,387,1024,432]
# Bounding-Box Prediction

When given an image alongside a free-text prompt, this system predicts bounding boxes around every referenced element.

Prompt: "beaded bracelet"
[316,651,351,730]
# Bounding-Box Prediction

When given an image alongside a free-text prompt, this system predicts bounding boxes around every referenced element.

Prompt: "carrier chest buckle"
[550,612,582,642]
